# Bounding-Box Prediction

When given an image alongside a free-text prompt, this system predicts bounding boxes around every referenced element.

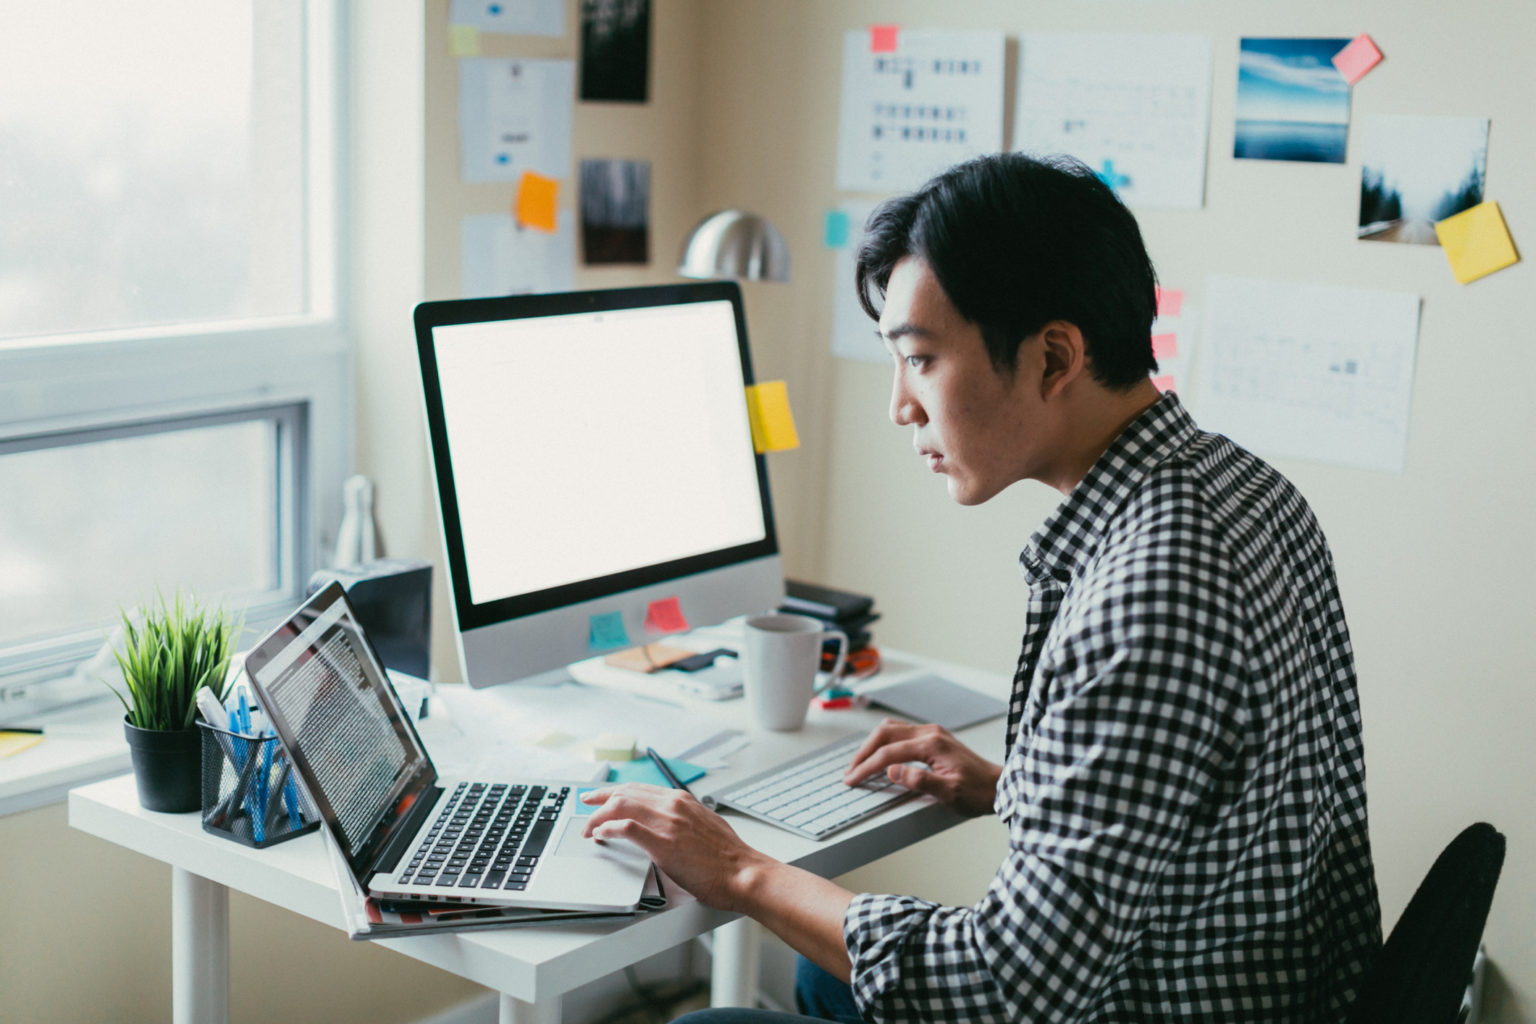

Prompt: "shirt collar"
[1020,391,1198,586]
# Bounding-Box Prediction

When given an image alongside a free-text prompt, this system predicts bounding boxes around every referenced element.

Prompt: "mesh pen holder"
[199,722,320,848]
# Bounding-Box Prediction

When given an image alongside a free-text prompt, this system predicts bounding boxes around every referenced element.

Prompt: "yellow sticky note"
[0,731,44,758]
[514,171,560,233]
[745,381,800,453]
[448,24,482,57]
[1435,201,1519,284]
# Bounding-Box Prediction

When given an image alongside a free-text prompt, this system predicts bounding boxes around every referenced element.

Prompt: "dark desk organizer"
[199,722,320,848]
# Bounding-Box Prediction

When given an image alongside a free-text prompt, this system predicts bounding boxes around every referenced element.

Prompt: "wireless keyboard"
[708,733,912,840]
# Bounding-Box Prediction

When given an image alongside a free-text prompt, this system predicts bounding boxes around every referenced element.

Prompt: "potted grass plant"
[108,591,239,812]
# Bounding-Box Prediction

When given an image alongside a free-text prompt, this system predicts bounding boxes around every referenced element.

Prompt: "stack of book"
[779,579,880,677]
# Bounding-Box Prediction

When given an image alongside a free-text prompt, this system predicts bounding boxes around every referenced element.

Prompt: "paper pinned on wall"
[1193,276,1421,474]
[828,200,887,364]
[745,381,801,453]
[514,170,560,232]
[1014,32,1214,210]
[1331,34,1383,85]
[836,28,1006,193]
[449,0,565,38]
[458,57,574,183]
[1156,287,1184,317]
[459,212,575,298]
[1435,201,1520,284]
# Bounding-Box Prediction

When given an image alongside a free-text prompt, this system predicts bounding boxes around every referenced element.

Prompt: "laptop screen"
[246,583,436,873]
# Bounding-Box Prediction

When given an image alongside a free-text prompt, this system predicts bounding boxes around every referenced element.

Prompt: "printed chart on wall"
[458,58,575,183]
[836,27,1006,193]
[1193,276,1422,474]
[1013,32,1213,210]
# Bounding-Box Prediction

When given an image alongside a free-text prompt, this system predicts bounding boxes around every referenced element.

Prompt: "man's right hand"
[843,718,1002,818]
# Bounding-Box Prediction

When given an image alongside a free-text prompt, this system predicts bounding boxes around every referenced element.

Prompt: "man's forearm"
[729,855,858,982]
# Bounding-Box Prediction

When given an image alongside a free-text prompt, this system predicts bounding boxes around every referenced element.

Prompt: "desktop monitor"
[414,282,784,687]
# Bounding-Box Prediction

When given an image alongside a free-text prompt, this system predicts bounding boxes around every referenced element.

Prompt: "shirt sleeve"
[843,516,1249,1023]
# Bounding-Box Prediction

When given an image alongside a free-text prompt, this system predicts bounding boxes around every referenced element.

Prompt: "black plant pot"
[123,718,202,813]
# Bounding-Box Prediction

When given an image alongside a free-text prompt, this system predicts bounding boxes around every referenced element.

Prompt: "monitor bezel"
[414,281,781,633]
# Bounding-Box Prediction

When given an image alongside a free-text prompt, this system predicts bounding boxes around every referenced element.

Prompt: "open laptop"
[244,582,652,912]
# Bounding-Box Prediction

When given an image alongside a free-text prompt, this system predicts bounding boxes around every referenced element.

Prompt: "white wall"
[686,1,1535,1020]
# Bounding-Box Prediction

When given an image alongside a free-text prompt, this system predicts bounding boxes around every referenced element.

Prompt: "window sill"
[0,699,131,817]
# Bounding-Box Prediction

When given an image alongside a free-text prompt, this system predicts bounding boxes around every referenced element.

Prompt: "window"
[0,1,349,713]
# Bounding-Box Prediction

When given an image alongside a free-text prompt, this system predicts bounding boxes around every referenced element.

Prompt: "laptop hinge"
[371,784,444,877]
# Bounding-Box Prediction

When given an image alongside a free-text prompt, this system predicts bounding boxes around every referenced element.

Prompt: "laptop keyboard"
[712,734,912,840]
[399,782,569,891]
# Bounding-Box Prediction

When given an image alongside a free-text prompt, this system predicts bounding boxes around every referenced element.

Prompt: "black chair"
[1348,822,1506,1024]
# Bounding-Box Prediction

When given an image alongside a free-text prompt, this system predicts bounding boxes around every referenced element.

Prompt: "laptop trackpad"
[555,818,607,858]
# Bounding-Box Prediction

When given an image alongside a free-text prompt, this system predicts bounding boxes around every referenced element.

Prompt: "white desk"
[69,651,1008,1024]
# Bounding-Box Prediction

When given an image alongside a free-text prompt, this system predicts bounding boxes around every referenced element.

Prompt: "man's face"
[879,257,1043,505]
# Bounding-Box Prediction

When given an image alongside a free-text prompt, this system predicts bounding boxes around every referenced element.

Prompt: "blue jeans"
[672,956,863,1024]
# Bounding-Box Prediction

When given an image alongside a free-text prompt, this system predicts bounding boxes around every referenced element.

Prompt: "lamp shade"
[677,210,790,282]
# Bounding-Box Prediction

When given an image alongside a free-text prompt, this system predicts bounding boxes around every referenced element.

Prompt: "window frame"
[0,0,352,712]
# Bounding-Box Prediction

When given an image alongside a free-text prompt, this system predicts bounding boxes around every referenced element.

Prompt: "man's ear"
[1037,321,1087,399]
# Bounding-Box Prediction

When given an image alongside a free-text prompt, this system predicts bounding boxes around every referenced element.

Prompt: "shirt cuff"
[843,890,942,1019]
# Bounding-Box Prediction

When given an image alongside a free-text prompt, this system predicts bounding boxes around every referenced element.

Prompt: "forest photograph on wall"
[580,158,650,264]
[1234,37,1352,164]
[1358,115,1490,245]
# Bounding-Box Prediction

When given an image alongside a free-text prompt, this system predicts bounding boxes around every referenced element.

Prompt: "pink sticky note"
[1155,287,1184,318]
[1332,34,1383,85]
[1152,375,1177,394]
[643,596,690,634]
[870,25,899,53]
[1151,333,1179,361]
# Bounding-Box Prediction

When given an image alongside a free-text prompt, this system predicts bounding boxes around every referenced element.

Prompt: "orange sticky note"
[1151,375,1177,394]
[745,381,800,453]
[448,24,482,57]
[1331,34,1382,85]
[1435,201,1520,284]
[870,25,899,53]
[1151,333,1178,361]
[643,596,690,634]
[514,171,559,233]
[1155,287,1184,318]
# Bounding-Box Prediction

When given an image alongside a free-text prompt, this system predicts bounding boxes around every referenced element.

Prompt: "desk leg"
[171,867,229,1024]
[498,992,560,1024]
[710,917,761,1008]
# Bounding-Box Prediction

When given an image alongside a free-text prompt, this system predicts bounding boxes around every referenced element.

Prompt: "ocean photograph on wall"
[1234,37,1352,164]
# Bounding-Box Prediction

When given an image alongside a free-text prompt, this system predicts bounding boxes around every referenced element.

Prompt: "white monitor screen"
[418,284,776,628]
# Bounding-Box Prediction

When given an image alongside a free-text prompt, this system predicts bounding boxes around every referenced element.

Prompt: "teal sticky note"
[589,611,630,650]
[823,210,850,248]
[573,787,600,814]
[606,755,706,788]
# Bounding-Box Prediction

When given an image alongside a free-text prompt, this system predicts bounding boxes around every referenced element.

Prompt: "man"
[581,153,1381,1023]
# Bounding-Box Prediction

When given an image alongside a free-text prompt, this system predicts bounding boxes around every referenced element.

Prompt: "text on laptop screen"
[431,298,767,606]
[250,594,427,854]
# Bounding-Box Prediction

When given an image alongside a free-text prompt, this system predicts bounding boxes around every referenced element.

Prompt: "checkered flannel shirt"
[844,393,1380,1023]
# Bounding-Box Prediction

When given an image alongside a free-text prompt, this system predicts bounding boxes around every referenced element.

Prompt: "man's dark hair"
[855,152,1158,389]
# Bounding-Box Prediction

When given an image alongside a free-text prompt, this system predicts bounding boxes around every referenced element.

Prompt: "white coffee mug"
[741,613,849,731]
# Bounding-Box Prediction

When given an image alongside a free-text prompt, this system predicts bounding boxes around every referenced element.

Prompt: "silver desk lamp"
[677,210,790,282]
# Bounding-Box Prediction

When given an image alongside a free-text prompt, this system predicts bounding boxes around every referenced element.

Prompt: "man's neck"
[1044,380,1163,496]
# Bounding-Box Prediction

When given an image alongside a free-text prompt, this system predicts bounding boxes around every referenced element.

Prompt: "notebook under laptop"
[244,582,652,912]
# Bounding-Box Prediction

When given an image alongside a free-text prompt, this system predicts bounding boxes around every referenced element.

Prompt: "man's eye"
[905,355,928,369]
